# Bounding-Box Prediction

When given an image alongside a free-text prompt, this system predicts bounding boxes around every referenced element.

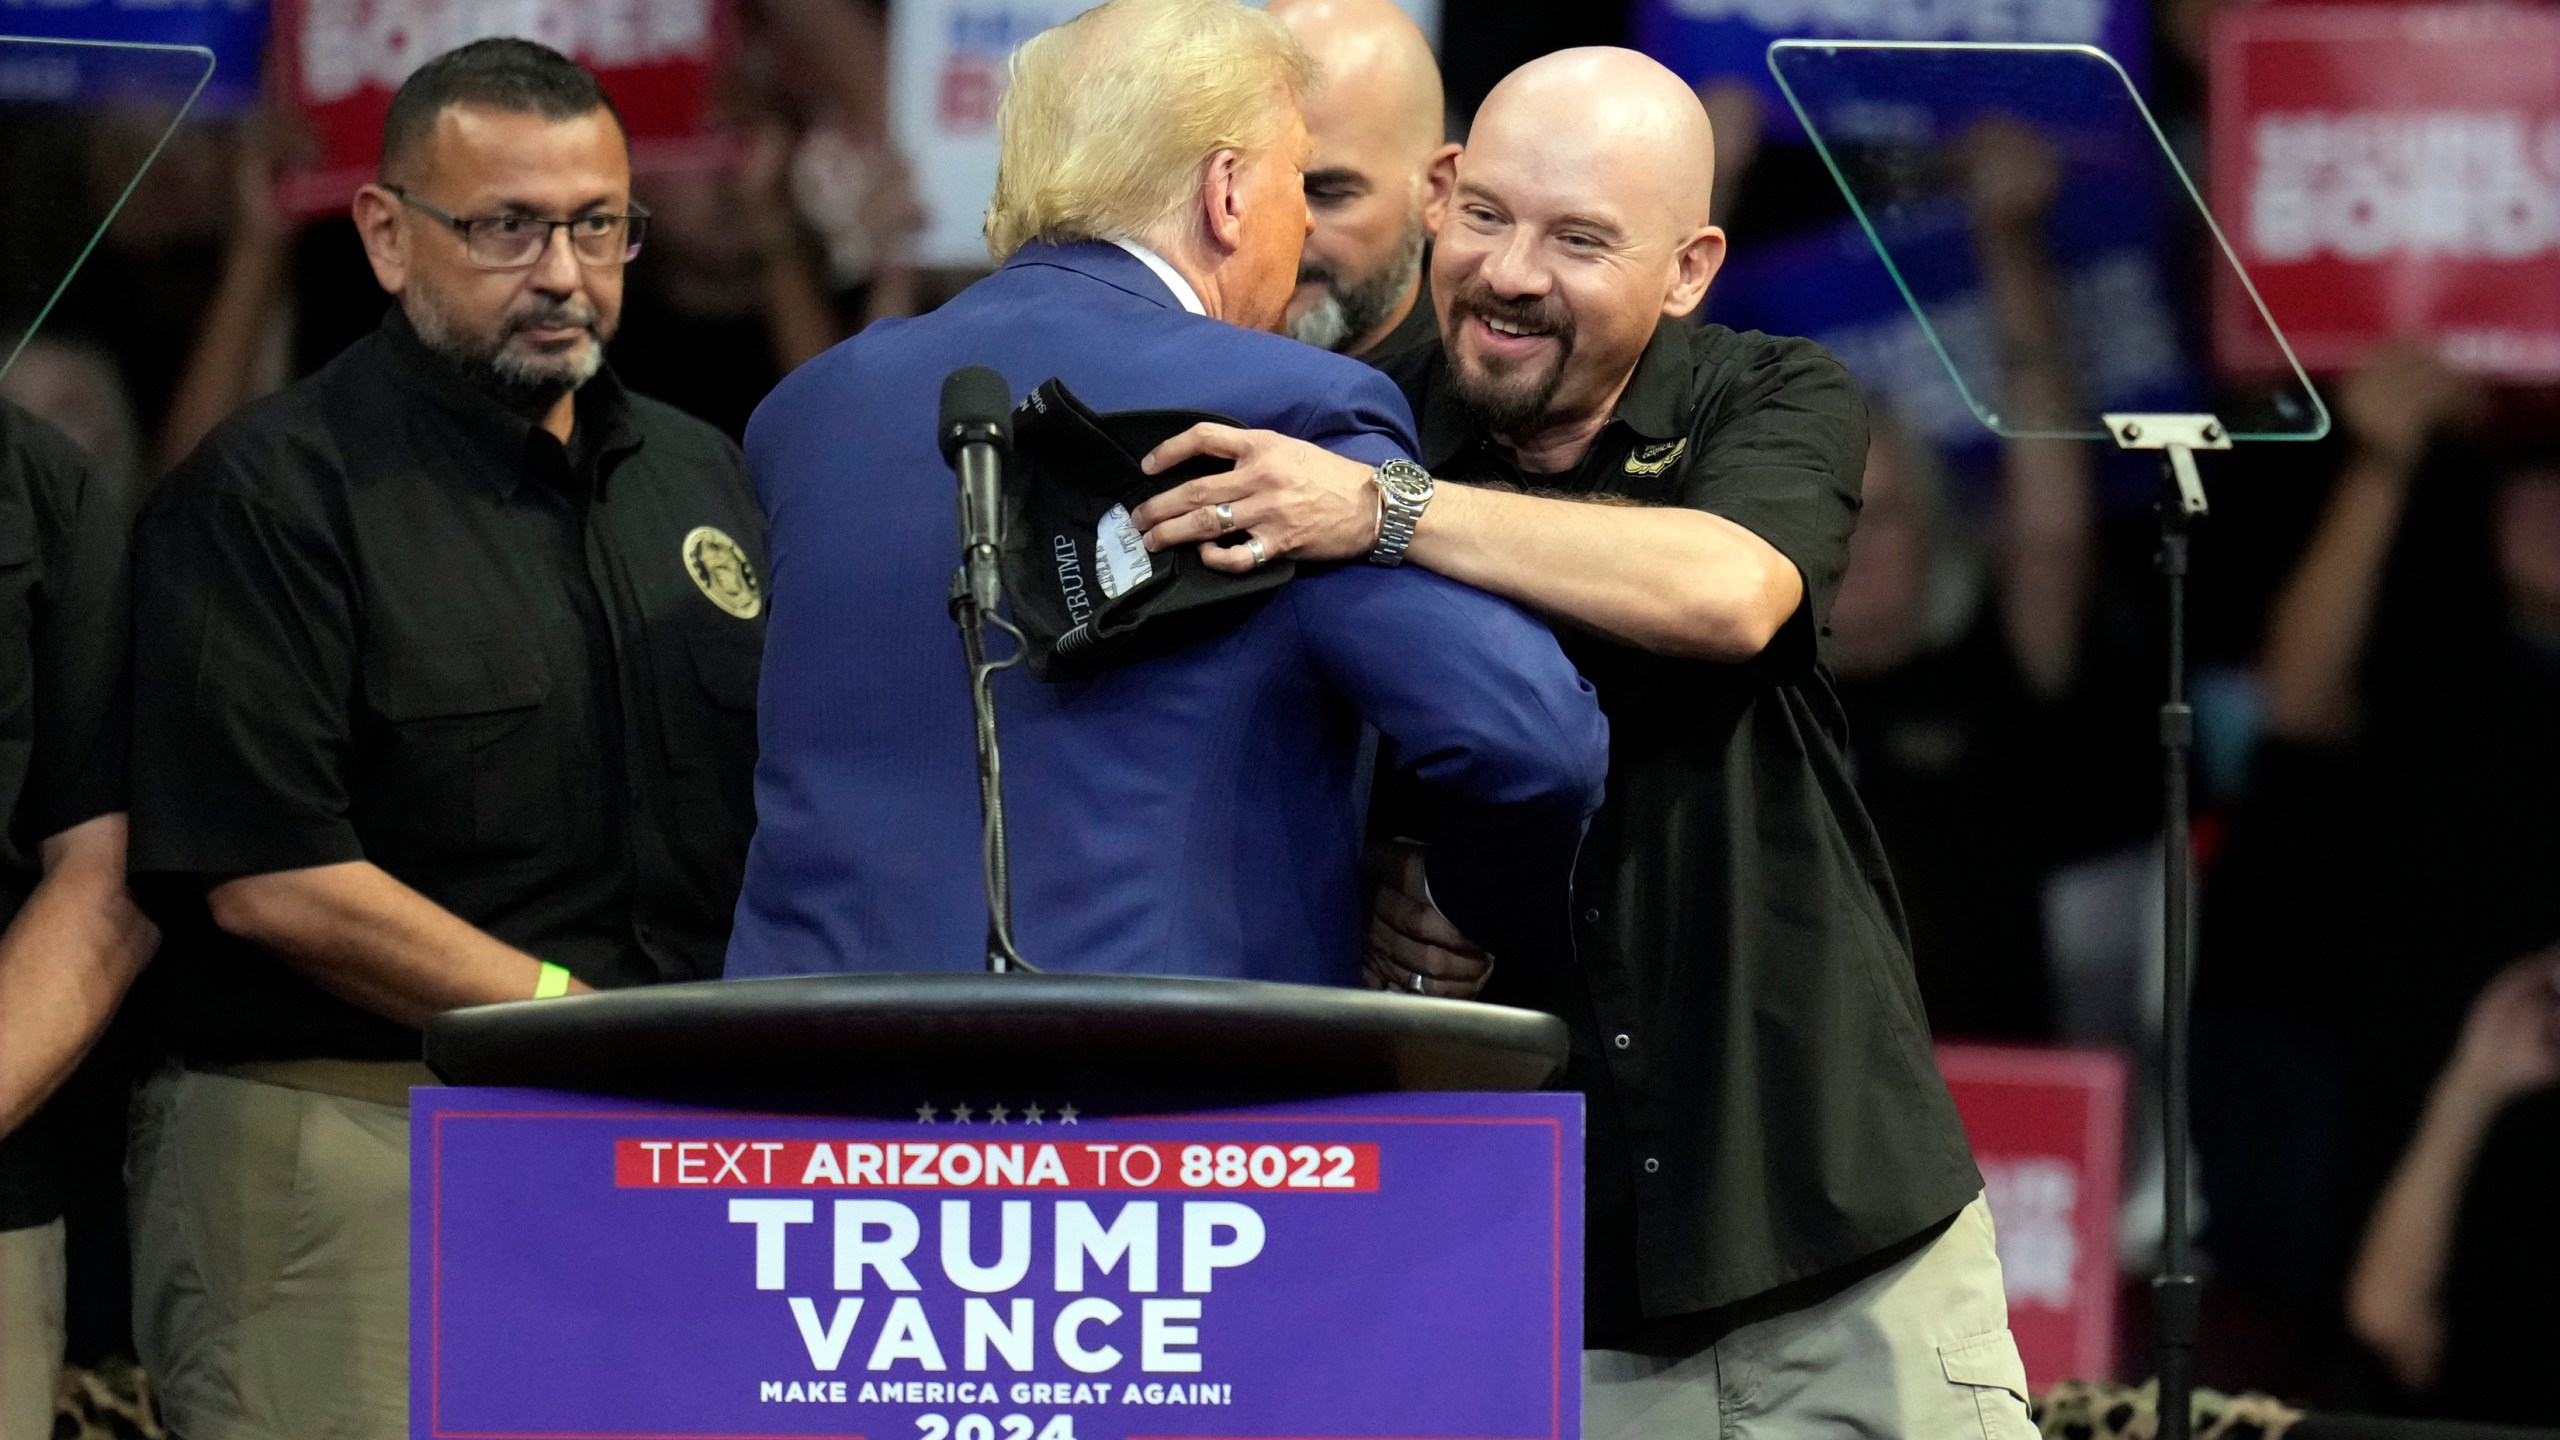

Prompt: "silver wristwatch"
[1366,459,1435,567]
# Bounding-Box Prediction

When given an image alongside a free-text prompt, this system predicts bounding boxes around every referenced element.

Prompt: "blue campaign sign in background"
[1632,0,2149,141]
[1705,189,2195,505]
[1708,210,2195,453]
[0,0,265,112]
[415,1087,1582,1440]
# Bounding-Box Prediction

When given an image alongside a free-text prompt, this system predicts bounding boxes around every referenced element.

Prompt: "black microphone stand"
[950,572,1033,974]
[942,365,1035,976]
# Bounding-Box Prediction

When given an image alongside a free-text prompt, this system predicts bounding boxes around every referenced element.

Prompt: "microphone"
[938,365,1033,972]
[940,366,1013,616]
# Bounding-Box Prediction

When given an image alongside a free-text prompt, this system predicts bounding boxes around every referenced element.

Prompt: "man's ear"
[1662,224,1727,320]
[352,183,409,297]
[1421,142,1461,236]
[1199,147,1248,257]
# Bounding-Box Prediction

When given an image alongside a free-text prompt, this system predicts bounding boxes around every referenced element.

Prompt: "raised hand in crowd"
[2346,946,2560,1393]
[738,118,845,373]
[1694,78,1764,238]
[2261,341,2475,742]
[752,0,925,322]
[1962,117,2089,700]
[155,101,298,472]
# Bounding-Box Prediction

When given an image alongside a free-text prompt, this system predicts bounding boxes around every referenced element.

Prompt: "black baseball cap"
[1000,377,1294,680]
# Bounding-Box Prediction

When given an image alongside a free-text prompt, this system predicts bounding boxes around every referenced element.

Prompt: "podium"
[415,975,1586,1440]
[428,971,1571,1100]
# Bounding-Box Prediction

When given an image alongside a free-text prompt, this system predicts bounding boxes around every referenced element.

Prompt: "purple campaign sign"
[414,1088,1582,1440]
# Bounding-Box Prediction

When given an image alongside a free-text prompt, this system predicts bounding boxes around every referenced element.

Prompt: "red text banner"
[272,0,735,220]
[1938,1044,2128,1390]
[2211,4,2560,377]
[615,1138,1383,1193]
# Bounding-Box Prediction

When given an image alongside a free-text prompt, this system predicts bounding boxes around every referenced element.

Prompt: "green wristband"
[533,962,573,1000]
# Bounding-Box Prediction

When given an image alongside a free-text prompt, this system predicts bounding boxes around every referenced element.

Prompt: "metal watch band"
[1366,459,1434,567]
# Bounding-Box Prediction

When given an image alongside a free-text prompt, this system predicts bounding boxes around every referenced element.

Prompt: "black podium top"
[425,973,1569,1104]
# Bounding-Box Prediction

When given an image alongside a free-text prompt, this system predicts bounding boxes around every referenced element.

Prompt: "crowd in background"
[0,0,2554,1429]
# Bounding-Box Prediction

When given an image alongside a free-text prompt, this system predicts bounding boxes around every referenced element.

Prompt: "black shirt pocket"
[680,620,761,852]
[360,636,559,865]
[687,620,761,712]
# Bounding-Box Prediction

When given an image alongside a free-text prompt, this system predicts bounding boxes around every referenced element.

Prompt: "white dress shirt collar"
[1109,237,1208,317]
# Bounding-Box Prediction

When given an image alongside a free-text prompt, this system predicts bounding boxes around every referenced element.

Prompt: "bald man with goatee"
[1268,0,1451,361]
[1131,48,2033,1437]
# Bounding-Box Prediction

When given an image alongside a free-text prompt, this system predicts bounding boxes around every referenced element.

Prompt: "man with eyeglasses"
[123,39,765,1440]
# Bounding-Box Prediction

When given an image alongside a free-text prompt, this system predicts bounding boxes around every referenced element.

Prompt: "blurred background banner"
[1632,0,2149,142]
[1709,190,2195,465]
[0,0,264,113]
[2211,4,2560,379]
[889,0,1088,268]
[1939,1045,2128,1391]
[270,0,736,219]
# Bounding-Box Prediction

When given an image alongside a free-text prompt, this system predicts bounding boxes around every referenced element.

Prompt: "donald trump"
[728,0,1605,983]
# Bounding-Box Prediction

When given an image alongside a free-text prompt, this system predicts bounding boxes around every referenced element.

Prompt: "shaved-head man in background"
[1132,49,2033,1437]
[1268,0,1451,362]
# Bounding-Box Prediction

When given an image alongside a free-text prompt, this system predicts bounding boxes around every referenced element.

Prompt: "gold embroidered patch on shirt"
[1624,438,1687,477]
[683,526,762,619]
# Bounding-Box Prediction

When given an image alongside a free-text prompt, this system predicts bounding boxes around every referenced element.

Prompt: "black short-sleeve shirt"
[129,310,767,1062]
[0,400,135,1229]
[1382,320,1982,1343]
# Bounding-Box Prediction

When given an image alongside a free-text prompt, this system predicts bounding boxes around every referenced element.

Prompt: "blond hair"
[984,0,1316,260]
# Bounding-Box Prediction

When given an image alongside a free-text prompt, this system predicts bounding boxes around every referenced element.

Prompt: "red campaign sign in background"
[2211,4,2560,378]
[611,1137,1386,1192]
[1937,1044,2127,1390]
[272,0,736,220]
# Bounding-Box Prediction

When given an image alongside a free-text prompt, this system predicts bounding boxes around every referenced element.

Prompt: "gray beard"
[1289,221,1426,354]
[407,288,608,418]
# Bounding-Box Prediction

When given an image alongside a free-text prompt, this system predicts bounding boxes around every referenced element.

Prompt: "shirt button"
[1643,1157,1661,1175]
[1582,908,1601,925]
[1613,1032,1632,1051]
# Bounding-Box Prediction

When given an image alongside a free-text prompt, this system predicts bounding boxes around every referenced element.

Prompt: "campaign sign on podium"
[414,1088,1581,1440]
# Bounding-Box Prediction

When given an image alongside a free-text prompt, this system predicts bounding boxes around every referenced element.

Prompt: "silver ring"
[1409,970,1426,994]
[1244,534,1268,568]
[1214,502,1237,533]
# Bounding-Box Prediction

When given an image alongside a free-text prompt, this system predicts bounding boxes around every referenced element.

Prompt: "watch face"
[1379,461,1433,501]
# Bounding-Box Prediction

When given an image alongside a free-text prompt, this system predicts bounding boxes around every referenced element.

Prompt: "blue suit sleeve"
[1293,364,1421,469]
[1286,566,1608,960]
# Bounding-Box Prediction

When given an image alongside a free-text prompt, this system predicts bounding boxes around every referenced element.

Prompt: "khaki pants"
[1585,1194,2036,1440]
[128,1066,420,1440]
[0,1219,65,1440]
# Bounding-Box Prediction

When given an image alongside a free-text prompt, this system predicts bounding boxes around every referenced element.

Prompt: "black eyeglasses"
[387,186,650,269]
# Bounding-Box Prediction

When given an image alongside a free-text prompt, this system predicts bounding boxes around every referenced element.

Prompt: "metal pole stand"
[949,568,1034,974]
[2102,413,2229,1440]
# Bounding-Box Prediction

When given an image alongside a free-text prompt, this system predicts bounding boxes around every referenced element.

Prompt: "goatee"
[1443,277,1573,437]
[409,289,611,419]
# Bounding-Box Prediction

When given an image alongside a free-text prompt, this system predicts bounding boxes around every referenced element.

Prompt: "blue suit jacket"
[727,242,1606,983]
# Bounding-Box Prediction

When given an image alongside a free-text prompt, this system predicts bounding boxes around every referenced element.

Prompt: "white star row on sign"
[912,1103,1080,1125]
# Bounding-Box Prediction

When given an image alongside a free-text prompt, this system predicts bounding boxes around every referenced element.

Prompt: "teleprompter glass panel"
[1767,40,2328,443]
[0,37,215,381]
